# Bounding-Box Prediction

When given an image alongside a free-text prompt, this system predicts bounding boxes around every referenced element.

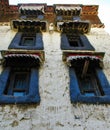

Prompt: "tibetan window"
[0,50,44,104]
[61,33,94,50]
[60,21,94,50]
[8,20,46,50]
[63,51,110,104]
[61,20,110,104]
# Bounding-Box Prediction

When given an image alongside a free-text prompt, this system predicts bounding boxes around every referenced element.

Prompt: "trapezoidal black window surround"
[59,21,95,50]
[8,32,44,50]
[61,33,95,50]
[63,51,110,104]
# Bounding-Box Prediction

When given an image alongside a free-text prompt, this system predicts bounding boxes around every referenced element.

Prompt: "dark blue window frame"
[0,67,40,104]
[8,33,44,50]
[61,33,95,50]
[69,67,110,104]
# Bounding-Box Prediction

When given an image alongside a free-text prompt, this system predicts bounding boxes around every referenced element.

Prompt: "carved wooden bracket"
[11,20,47,32]
[58,21,91,33]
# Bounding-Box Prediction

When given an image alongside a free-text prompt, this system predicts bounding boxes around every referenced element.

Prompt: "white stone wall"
[0,26,110,130]
[86,28,110,81]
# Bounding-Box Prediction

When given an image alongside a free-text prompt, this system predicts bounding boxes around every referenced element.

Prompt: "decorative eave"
[62,50,105,68]
[55,5,81,11]
[0,50,45,67]
[19,5,45,12]
[55,4,82,8]
[55,4,82,16]
[18,3,47,11]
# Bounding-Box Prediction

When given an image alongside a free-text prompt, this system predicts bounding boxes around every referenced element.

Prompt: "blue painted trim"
[95,68,110,95]
[69,67,110,104]
[8,33,44,50]
[35,33,44,50]
[0,68,40,104]
[29,68,40,101]
[0,67,11,95]
[8,32,23,49]
[61,33,95,50]
[69,67,80,103]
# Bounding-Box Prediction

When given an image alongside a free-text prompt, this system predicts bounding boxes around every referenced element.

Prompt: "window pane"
[21,37,35,46]
[69,40,79,47]
[67,34,84,47]
[78,72,102,96]
[14,73,27,90]
[13,92,25,96]
[84,92,95,96]
[80,76,94,91]
[4,69,29,95]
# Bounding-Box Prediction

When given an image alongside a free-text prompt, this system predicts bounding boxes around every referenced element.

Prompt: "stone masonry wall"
[0,26,110,130]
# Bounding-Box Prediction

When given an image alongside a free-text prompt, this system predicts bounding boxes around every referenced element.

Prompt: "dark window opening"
[20,33,36,46]
[69,59,110,104]
[77,72,104,96]
[4,68,30,96]
[61,33,95,50]
[69,40,78,47]
[58,10,63,15]
[21,37,35,46]
[0,67,40,104]
[69,40,80,47]
[76,10,81,16]
[72,60,105,97]
[67,34,84,47]
[64,11,67,15]
[68,10,71,16]
[72,10,75,15]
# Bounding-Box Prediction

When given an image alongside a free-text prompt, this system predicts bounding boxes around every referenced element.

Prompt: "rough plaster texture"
[0,26,110,130]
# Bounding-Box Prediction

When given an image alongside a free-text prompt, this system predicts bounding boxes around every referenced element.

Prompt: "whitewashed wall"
[0,26,110,130]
